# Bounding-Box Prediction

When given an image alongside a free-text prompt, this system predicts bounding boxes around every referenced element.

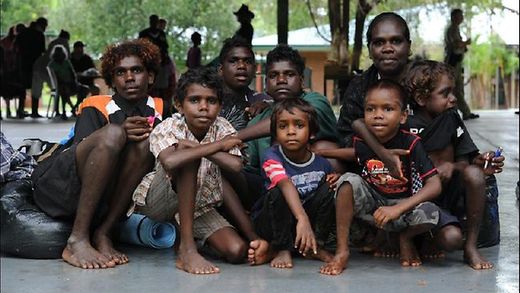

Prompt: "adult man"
[444,8,479,120]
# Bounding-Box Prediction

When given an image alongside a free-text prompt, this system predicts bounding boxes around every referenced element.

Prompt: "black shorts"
[32,144,81,219]
[434,170,466,219]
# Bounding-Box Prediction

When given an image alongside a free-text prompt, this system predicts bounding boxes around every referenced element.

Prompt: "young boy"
[320,79,442,275]
[218,36,270,130]
[235,45,340,210]
[131,67,269,275]
[31,39,169,269]
[403,60,504,270]
[251,98,339,269]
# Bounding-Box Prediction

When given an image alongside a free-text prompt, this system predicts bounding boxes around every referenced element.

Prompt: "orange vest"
[78,95,164,121]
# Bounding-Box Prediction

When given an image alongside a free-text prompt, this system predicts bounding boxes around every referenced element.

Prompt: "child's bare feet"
[94,232,129,265]
[248,239,274,265]
[464,245,493,270]
[373,232,399,258]
[270,250,293,269]
[320,250,349,275]
[62,237,116,269]
[419,237,445,260]
[305,247,333,262]
[399,234,422,267]
[176,247,220,274]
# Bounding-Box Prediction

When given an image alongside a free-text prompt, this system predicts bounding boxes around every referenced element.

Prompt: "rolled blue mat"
[119,213,176,249]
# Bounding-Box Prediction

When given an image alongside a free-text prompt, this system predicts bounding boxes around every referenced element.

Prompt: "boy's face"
[177,84,221,140]
[424,74,457,116]
[364,88,407,143]
[112,55,154,101]
[266,61,303,101]
[276,108,310,152]
[219,47,255,91]
[368,19,410,79]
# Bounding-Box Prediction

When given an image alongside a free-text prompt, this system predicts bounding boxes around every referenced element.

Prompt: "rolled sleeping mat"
[119,213,176,249]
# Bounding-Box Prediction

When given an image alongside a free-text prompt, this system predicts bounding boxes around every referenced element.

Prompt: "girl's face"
[276,108,310,153]
[424,74,457,116]
[368,18,411,79]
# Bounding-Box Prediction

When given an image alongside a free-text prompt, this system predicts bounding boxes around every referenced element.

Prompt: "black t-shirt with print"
[406,108,479,162]
[354,130,437,199]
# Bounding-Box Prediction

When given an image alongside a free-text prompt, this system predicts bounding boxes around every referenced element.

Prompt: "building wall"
[300,51,334,103]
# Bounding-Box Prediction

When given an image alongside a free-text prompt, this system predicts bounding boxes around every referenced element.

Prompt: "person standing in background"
[444,8,479,120]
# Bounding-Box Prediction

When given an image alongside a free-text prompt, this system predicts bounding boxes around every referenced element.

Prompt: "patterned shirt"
[1,132,37,183]
[132,113,241,218]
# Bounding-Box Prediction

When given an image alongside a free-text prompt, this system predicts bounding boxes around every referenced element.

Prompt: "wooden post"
[277,0,288,44]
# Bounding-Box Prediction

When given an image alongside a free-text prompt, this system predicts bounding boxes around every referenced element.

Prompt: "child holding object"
[403,60,504,270]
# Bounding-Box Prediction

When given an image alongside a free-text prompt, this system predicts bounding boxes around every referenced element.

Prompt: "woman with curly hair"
[31,39,170,269]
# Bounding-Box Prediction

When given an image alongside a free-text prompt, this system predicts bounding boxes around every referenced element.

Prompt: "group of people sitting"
[6,12,505,276]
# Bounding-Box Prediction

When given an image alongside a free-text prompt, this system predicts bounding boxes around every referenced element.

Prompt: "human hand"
[326,173,340,190]
[381,149,409,180]
[123,116,152,142]
[294,216,317,256]
[373,206,402,229]
[474,151,505,176]
[220,136,242,152]
[245,101,270,118]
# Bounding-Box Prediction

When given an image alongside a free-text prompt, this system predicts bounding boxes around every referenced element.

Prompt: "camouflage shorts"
[335,172,440,232]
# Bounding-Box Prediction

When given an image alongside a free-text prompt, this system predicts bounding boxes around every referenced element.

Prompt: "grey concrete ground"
[1,110,518,293]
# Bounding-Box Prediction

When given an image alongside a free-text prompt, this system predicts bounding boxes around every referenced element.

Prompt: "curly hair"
[366,12,411,46]
[266,44,305,75]
[218,36,254,62]
[100,39,161,88]
[270,98,319,142]
[175,66,223,104]
[402,60,455,110]
[366,79,408,110]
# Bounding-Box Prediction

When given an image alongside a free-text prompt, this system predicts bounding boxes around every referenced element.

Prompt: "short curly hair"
[175,66,223,104]
[402,60,455,110]
[100,39,161,88]
[218,36,254,62]
[266,44,305,76]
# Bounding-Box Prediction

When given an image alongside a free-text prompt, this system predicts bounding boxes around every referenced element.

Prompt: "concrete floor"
[1,110,518,293]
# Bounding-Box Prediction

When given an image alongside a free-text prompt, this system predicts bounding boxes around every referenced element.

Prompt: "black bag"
[0,180,72,258]
[18,138,63,163]
[477,175,500,248]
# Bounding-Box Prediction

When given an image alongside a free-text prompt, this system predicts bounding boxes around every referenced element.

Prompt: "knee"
[436,225,463,251]
[99,124,127,151]
[463,165,485,188]
[223,240,248,264]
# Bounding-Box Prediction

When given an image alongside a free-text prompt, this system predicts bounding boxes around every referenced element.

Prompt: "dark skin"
[62,55,156,269]
[161,85,268,274]
[413,76,504,269]
[351,17,412,180]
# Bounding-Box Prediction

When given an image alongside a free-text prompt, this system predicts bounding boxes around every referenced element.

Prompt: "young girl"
[251,98,339,270]
[403,60,505,270]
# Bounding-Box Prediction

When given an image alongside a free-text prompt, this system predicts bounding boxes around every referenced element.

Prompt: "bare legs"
[62,125,153,269]
[320,182,353,275]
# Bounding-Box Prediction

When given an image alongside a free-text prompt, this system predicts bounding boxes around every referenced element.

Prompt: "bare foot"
[248,239,274,265]
[62,237,116,269]
[93,233,128,265]
[419,237,445,260]
[305,247,333,263]
[374,230,399,258]
[270,250,293,269]
[399,234,422,267]
[320,250,349,275]
[464,246,493,270]
[176,247,220,274]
